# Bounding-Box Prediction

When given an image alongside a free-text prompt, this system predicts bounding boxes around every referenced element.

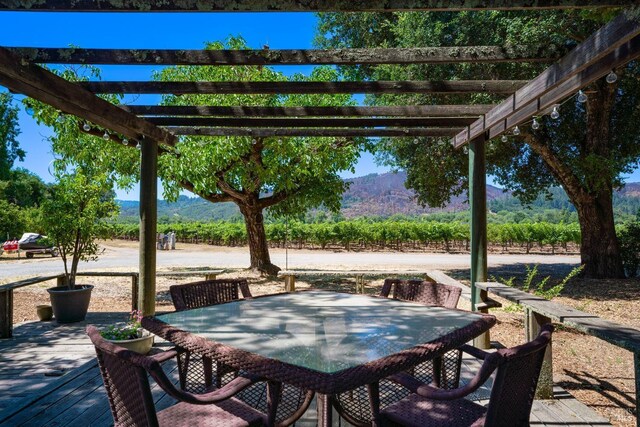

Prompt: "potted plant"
[41,170,118,323]
[100,310,154,354]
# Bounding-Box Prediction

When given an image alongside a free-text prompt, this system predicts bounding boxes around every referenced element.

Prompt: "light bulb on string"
[122,138,128,146]
[252,138,257,145]
[501,135,508,143]
[102,131,110,141]
[136,141,141,150]
[513,126,521,136]
[606,70,618,84]
[550,106,560,120]
[83,122,91,132]
[413,138,419,145]
[577,90,588,103]
[56,114,66,124]
[531,118,540,130]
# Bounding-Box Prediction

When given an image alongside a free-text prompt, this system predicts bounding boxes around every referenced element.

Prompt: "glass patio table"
[142,289,496,426]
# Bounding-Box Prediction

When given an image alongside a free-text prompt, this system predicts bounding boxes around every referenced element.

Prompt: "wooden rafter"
[166,127,460,137]
[0,0,631,12]
[454,8,640,147]
[0,46,175,146]
[80,80,527,95]
[146,117,476,127]
[121,105,494,117]
[12,47,558,65]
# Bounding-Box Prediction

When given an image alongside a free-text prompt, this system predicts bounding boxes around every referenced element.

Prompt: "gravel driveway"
[0,240,580,281]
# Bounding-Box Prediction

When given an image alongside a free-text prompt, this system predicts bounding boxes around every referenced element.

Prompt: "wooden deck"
[0,312,613,426]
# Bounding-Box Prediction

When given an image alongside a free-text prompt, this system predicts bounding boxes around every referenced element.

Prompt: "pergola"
[1,1,640,351]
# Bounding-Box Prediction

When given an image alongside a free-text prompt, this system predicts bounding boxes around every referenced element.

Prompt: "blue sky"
[1,12,389,200]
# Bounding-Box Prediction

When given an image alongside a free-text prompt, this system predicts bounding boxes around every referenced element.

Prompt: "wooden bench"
[477,280,640,423]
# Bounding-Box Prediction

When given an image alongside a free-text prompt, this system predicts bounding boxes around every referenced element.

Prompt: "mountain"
[116,172,640,222]
[340,172,507,217]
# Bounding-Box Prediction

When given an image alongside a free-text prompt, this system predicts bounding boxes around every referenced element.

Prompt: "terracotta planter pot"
[36,305,53,321]
[105,332,154,354]
[47,285,93,323]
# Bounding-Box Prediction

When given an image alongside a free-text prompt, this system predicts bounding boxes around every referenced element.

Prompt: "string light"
[83,122,91,132]
[413,138,419,145]
[122,138,129,146]
[136,141,142,150]
[102,131,110,140]
[56,114,66,124]
[501,135,508,142]
[606,70,618,84]
[577,90,588,103]
[550,106,560,120]
[531,118,540,130]
[513,126,521,136]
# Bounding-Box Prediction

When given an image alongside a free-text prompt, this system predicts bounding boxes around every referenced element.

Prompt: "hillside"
[117,172,640,222]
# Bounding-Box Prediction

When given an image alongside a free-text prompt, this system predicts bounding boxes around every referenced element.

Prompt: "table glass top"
[157,290,483,373]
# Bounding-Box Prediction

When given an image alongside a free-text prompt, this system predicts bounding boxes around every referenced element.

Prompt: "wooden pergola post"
[139,138,158,315]
[469,133,490,349]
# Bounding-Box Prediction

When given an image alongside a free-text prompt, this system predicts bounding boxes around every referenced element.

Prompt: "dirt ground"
[10,266,639,426]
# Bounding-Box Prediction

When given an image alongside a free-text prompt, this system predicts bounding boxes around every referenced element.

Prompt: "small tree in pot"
[42,170,118,323]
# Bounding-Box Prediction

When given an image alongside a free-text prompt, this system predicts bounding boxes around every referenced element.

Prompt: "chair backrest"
[170,279,252,311]
[380,279,462,309]
[484,324,554,426]
[87,325,159,427]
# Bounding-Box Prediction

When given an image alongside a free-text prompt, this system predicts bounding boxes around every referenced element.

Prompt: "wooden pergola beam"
[81,80,528,95]
[454,8,640,147]
[12,47,558,65]
[166,127,460,137]
[492,34,640,138]
[147,117,476,127]
[0,46,176,146]
[0,0,631,12]
[121,105,494,117]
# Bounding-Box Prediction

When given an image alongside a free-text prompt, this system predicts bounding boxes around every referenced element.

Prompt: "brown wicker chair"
[168,279,253,393]
[379,278,462,309]
[334,278,464,426]
[169,279,314,426]
[170,278,253,311]
[370,324,554,427]
[87,325,277,427]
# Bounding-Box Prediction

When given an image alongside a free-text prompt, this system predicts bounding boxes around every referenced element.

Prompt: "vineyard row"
[109,220,584,254]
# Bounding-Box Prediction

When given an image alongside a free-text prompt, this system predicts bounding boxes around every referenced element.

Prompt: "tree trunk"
[575,191,625,279]
[239,204,280,277]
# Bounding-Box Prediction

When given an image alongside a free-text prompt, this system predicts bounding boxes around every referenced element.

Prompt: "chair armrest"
[388,352,500,401]
[147,358,264,405]
[148,347,180,364]
[459,344,491,360]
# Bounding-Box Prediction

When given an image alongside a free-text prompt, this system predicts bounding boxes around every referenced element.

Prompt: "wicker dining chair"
[370,324,554,427]
[170,278,253,312]
[87,325,276,427]
[380,278,462,309]
[169,279,315,426]
[334,279,464,426]
[169,279,253,393]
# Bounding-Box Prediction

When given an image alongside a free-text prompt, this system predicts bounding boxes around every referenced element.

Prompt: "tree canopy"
[0,92,23,181]
[27,37,364,275]
[315,9,635,278]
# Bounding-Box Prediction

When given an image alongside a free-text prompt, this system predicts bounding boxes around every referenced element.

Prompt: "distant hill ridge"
[117,171,640,221]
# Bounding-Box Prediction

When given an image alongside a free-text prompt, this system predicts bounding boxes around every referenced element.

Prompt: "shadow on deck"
[0,313,612,426]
